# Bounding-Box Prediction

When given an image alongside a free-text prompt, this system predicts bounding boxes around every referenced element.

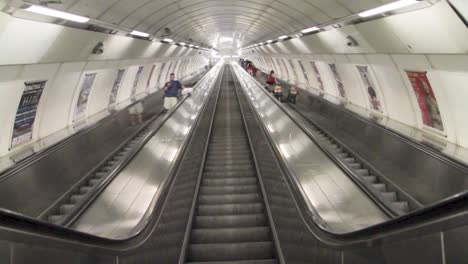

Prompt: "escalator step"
[198,203,264,216]
[382,192,397,202]
[392,201,409,212]
[202,177,257,186]
[199,193,261,205]
[70,194,85,203]
[204,171,256,178]
[204,164,254,171]
[373,183,387,192]
[59,204,75,214]
[187,260,277,264]
[48,215,63,223]
[195,214,266,229]
[356,169,369,176]
[362,175,377,183]
[188,242,274,262]
[191,227,270,244]
[79,186,93,194]
[200,185,258,195]
[349,163,361,169]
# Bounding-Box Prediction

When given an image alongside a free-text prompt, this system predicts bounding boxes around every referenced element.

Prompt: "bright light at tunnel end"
[25,5,90,23]
[358,0,419,17]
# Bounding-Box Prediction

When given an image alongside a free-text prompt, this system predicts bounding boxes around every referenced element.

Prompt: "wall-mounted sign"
[329,63,346,99]
[11,80,47,148]
[356,65,383,113]
[406,71,444,131]
[131,66,144,97]
[74,73,97,121]
[109,69,125,105]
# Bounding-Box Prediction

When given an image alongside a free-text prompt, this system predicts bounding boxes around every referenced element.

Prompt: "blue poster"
[11,80,47,148]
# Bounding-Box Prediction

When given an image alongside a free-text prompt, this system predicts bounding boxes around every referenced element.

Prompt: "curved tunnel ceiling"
[28,0,396,48]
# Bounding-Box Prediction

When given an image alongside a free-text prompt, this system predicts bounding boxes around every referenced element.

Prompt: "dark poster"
[356,65,383,113]
[406,71,444,131]
[11,81,47,147]
[310,62,324,91]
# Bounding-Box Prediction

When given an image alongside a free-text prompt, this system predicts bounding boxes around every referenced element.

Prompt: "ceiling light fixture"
[178,42,186,45]
[25,5,89,23]
[266,40,273,43]
[301,27,320,34]
[162,38,174,42]
[130,30,150,37]
[278,35,289,40]
[359,0,419,17]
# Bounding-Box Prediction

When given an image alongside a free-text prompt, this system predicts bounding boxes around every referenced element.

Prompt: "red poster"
[406,71,444,131]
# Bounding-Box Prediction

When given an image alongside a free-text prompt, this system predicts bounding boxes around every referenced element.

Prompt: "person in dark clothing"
[273,85,284,102]
[266,70,277,92]
[163,73,183,111]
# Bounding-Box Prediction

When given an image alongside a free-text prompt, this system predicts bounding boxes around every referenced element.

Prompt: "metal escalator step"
[79,186,93,194]
[373,183,387,192]
[338,153,349,158]
[205,160,252,166]
[382,192,397,202]
[59,204,75,214]
[70,194,85,203]
[88,178,100,186]
[200,185,258,195]
[204,164,254,172]
[188,242,274,262]
[349,163,361,169]
[191,227,270,244]
[199,193,261,205]
[362,175,377,183]
[356,169,369,176]
[344,157,355,163]
[198,203,264,216]
[202,177,257,186]
[48,215,63,224]
[187,259,277,264]
[204,171,256,178]
[195,214,266,229]
[95,172,107,178]
[392,201,409,212]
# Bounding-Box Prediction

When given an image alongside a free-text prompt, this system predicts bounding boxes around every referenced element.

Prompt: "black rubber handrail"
[234,65,468,243]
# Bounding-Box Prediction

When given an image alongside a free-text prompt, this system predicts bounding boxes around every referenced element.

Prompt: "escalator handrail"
[0,66,223,252]
[234,64,468,244]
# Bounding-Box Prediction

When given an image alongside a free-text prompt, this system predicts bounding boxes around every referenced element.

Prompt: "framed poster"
[310,62,325,93]
[329,63,346,99]
[356,65,383,113]
[11,80,47,148]
[406,71,444,131]
[131,66,144,97]
[147,64,156,89]
[109,69,125,106]
[74,73,97,121]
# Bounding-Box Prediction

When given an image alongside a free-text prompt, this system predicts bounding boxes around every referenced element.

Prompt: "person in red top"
[266,70,277,92]
[247,63,254,75]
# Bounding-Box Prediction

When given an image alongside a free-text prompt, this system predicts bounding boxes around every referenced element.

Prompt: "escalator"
[0,64,466,264]
[186,68,277,263]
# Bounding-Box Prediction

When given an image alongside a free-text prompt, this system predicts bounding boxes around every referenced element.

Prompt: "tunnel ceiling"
[28,0,395,48]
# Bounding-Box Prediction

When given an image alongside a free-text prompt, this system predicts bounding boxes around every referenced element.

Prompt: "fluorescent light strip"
[359,0,419,17]
[266,39,273,43]
[130,30,149,37]
[162,38,174,42]
[301,26,319,34]
[25,5,89,23]
[278,35,289,40]
[178,42,186,45]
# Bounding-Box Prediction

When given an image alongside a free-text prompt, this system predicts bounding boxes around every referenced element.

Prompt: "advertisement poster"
[406,71,444,131]
[356,65,383,113]
[310,62,324,91]
[131,66,144,97]
[109,69,125,106]
[11,80,47,148]
[147,64,156,89]
[329,63,346,98]
[74,73,97,121]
